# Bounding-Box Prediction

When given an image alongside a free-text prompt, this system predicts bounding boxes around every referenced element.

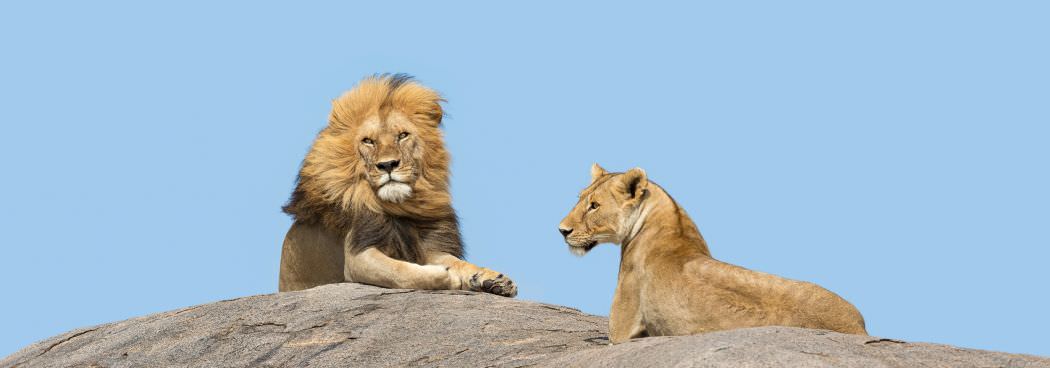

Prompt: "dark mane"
[347,210,463,264]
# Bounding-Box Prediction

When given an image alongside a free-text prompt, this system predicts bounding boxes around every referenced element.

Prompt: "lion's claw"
[468,270,517,297]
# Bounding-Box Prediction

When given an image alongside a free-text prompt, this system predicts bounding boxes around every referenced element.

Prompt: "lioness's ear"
[620,168,648,199]
[590,163,608,183]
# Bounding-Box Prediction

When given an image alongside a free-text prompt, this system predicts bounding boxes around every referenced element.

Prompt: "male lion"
[558,164,865,343]
[279,74,516,297]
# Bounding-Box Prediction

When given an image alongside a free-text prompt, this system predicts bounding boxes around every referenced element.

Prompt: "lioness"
[279,74,515,297]
[558,164,866,343]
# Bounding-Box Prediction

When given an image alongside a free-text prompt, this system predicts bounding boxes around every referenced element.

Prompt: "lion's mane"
[282,74,462,263]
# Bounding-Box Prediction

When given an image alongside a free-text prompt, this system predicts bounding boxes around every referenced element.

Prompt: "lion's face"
[558,164,649,256]
[355,111,425,203]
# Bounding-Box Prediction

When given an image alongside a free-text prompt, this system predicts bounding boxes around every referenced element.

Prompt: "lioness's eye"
[398,132,410,140]
[361,138,374,145]
[590,201,600,210]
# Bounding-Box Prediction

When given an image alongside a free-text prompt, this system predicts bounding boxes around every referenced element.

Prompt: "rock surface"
[3,283,1048,367]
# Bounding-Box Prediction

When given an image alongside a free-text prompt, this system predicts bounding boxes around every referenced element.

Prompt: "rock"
[2,283,607,367]
[546,328,1050,368]
[3,283,1047,368]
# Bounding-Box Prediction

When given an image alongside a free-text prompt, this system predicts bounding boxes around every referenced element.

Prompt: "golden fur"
[279,74,515,297]
[559,164,866,343]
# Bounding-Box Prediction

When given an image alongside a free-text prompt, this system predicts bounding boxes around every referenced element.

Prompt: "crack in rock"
[36,327,99,357]
[865,338,906,346]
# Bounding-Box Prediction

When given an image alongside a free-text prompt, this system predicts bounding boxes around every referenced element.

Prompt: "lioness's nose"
[559,227,573,238]
[376,160,400,173]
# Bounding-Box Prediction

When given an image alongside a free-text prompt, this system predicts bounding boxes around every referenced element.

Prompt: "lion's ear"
[422,100,444,126]
[620,168,649,200]
[590,163,608,183]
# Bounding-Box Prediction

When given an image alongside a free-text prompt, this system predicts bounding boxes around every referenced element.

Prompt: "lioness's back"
[679,256,867,334]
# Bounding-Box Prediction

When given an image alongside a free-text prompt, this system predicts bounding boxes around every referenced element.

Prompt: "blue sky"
[2,1,1048,358]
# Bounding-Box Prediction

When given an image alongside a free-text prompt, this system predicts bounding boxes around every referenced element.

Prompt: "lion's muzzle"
[375,171,414,203]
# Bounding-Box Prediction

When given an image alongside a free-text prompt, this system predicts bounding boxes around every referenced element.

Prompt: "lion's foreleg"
[424,252,480,290]
[424,252,517,297]
[344,247,453,290]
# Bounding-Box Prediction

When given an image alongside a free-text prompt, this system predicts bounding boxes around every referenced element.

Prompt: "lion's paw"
[468,270,517,298]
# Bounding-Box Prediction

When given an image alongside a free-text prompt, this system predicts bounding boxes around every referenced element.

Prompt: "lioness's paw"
[468,270,517,298]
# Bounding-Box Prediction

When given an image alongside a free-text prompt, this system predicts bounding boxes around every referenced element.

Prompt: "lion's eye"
[361,138,374,145]
[398,132,410,140]
[589,201,600,210]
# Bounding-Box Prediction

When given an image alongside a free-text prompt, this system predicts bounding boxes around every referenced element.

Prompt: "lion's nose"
[376,160,400,173]
[559,227,573,238]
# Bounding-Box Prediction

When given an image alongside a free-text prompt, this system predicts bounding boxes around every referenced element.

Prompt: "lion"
[278,74,516,297]
[558,164,866,343]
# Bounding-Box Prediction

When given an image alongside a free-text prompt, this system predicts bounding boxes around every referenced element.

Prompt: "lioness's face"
[356,111,424,203]
[558,164,649,256]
